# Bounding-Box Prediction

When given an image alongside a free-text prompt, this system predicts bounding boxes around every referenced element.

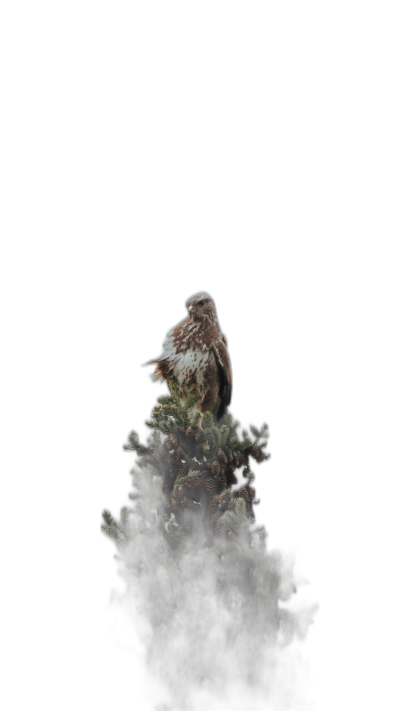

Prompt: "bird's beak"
[188,305,194,313]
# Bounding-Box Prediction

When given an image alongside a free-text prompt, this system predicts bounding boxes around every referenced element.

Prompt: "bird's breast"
[172,348,212,389]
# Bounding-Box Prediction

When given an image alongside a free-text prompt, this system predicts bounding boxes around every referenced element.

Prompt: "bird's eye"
[198,300,205,306]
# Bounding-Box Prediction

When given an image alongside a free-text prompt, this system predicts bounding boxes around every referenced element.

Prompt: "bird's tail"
[143,358,166,381]
[142,358,156,366]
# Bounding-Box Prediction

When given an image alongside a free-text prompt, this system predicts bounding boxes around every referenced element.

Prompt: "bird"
[147,292,232,420]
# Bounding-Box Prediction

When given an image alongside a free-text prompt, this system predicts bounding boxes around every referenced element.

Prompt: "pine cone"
[228,531,237,541]
[205,478,215,495]
[211,460,220,476]
[170,497,179,513]
[256,450,267,464]
[216,473,227,489]
[158,460,169,474]
[217,449,228,465]
[235,485,249,501]
[182,497,201,513]
[215,518,222,535]
[232,453,240,468]
[226,471,238,486]
[154,444,167,463]
[246,502,254,518]
[192,477,204,496]
[168,433,178,448]
[185,426,195,439]
[207,495,219,516]
[248,444,262,461]
[176,447,188,462]
[194,429,203,442]
[247,487,255,500]
[238,453,245,467]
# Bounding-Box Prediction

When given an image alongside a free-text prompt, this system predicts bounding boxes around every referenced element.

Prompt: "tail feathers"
[143,358,169,382]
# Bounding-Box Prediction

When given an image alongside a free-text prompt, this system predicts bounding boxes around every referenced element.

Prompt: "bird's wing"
[142,318,189,367]
[144,324,181,380]
[211,338,232,419]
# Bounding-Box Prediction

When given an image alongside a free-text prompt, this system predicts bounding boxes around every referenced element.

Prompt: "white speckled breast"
[173,349,211,397]
[174,349,209,385]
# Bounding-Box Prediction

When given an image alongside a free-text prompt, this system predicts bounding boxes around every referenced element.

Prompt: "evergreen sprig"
[102,400,318,711]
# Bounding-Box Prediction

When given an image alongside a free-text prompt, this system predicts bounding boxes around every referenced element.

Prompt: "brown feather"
[147,293,232,420]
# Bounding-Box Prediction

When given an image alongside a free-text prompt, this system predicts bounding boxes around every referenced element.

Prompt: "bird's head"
[186,292,216,323]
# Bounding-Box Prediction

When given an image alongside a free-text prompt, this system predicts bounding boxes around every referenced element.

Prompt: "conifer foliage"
[102,384,314,704]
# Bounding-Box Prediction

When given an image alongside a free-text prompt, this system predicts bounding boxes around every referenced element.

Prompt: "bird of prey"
[148,292,232,420]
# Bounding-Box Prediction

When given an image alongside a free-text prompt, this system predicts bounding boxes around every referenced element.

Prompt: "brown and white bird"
[148,292,232,420]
